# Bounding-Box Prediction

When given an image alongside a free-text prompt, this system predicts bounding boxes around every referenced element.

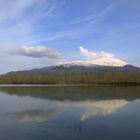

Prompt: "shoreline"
[0,83,139,87]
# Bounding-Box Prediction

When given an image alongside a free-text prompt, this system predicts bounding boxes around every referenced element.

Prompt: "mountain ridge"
[0,59,140,85]
[2,63,139,77]
[0,61,139,85]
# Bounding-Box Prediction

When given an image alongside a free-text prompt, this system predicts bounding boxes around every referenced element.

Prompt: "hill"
[0,62,139,85]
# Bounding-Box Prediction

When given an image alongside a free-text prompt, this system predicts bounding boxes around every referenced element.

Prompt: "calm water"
[0,86,140,140]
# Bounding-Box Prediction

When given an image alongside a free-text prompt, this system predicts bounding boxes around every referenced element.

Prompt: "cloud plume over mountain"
[79,46,114,60]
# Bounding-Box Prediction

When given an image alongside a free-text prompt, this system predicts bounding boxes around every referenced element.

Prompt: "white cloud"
[79,46,97,59]
[6,45,63,59]
[45,31,80,42]
[0,0,64,46]
[0,0,60,21]
[71,3,114,25]
[0,0,34,21]
[100,51,114,58]
[79,46,114,60]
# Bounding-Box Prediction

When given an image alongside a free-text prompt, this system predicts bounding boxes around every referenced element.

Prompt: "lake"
[0,86,140,140]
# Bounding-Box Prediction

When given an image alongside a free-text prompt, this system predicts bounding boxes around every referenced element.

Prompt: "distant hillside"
[4,64,140,75]
[0,63,140,85]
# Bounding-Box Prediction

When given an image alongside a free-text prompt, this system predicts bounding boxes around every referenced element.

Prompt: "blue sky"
[0,0,140,74]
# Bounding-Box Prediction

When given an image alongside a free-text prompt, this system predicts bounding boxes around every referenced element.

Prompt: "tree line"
[0,71,140,85]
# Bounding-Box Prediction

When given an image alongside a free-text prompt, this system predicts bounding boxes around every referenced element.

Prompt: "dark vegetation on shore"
[0,71,139,85]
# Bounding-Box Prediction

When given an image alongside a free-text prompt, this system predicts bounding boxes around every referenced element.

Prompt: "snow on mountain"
[91,57,127,67]
[61,57,127,67]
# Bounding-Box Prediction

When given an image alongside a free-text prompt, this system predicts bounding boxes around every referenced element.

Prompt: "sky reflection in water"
[0,86,140,140]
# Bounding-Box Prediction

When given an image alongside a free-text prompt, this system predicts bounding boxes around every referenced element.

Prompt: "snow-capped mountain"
[2,57,139,77]
[61,57,127,67]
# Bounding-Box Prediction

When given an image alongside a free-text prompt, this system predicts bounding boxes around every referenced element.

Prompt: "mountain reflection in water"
[0,86,139,140]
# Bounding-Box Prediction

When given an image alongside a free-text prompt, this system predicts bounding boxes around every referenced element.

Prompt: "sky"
[0,0,140,74]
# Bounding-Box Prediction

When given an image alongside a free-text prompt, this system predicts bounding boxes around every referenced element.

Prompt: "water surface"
[0,86,140,140]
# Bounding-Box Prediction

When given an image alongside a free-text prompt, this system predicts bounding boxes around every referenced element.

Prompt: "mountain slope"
[2,63,139,77]
[1,57,132,76]
[0,61,139,85]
